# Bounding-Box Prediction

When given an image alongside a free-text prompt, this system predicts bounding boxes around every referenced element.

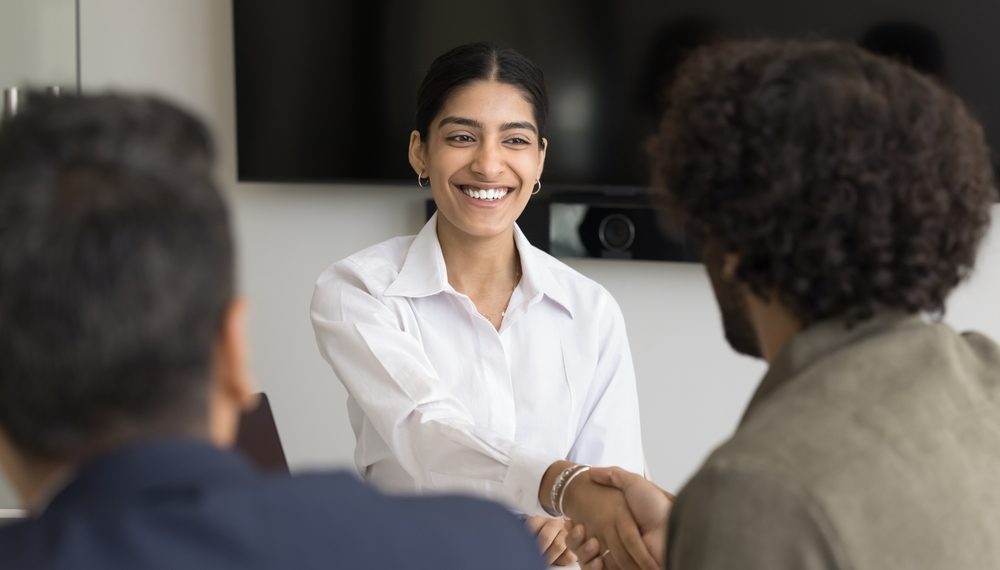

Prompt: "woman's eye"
[448,134,475,143]
[506,137,530,146]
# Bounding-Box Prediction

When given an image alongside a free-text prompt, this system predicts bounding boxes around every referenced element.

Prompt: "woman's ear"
[722,252,740,280]
[408,130,427,178]
[537,137,548,179]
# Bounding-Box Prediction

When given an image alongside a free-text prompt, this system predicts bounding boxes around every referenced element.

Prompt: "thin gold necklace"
[479,269,521,324]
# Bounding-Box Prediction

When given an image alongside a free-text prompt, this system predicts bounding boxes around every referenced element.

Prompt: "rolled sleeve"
[504,445,557,515]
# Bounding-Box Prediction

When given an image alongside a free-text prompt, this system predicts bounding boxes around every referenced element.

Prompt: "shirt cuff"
[504,446,554,516]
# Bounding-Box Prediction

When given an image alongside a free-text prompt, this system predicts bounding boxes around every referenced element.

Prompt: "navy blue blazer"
[0,439,545,569]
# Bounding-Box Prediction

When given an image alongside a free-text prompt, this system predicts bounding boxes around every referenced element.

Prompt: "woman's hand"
[566,523,607,569]
[525,516,578,565]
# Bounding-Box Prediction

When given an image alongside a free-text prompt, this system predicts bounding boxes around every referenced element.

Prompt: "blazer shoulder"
[247,472,545,569]
[0,521,36,569]
[386,493,546,569]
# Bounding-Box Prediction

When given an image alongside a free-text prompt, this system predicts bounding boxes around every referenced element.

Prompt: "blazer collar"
[741,311,927,425]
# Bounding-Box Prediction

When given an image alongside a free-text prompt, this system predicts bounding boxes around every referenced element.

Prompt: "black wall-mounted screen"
[234,0,999,190]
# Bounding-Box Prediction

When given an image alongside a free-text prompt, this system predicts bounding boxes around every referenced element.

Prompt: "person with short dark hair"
[578,39,1000,569]
[0,93,545,570]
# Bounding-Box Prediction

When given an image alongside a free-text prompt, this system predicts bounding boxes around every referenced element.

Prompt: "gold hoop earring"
[417,174,430,188]
[531,180,542,195]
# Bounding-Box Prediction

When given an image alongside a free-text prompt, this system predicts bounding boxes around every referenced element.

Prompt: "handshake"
[529,462,674,570]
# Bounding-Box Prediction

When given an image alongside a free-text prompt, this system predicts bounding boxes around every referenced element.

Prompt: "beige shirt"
[667,313,1000,569]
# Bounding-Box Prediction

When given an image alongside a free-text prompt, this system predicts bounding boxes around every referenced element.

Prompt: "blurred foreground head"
[0,94,239,462]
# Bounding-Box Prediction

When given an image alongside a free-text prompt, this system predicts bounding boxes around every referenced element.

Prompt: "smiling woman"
[411,78,545,245]
[310,43,657,569]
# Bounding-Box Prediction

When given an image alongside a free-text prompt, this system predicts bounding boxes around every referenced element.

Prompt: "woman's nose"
[470,143,505,179]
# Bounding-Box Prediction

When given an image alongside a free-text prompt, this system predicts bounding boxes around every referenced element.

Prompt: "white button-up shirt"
[310,214,644,515]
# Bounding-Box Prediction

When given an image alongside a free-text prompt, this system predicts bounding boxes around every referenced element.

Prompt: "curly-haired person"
[576,39,1000,570]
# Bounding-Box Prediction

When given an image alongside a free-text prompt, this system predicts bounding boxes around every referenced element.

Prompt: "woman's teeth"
[460,185,510,201]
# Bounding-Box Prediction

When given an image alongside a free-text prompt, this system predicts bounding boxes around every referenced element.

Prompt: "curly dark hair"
[651,39,996,325]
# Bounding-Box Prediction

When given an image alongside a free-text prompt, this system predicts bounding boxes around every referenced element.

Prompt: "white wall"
[0,0,76,91]
[1,0,997,508]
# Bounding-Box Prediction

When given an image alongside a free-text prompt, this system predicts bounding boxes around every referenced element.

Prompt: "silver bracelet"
[545,463,590,518]
[544,465,576,517]
[557,465,591,518]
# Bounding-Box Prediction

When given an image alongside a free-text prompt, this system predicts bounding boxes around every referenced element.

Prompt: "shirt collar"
[383,212,450,299]
[512,222,574,318]
[741,311,926,424]
[384,213,575,317]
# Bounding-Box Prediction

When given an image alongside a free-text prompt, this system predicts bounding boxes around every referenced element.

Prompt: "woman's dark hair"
[0,93,234,460]
[652,39,996,326]
[415,42,549,146]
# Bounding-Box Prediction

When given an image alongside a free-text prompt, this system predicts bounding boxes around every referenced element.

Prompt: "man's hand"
[588,467,673,567]
[560,470,660,570]
[525,515,577,566]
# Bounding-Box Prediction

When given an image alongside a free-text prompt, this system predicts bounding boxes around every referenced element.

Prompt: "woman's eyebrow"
[500,121,537,134]
[438,116,537,134]
[439,116,482,130]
